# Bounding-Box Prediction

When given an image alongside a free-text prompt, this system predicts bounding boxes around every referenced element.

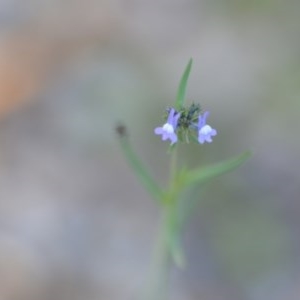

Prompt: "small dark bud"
[115,123,128,138]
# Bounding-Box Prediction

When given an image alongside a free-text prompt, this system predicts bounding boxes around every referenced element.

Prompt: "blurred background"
[0,0,300,299]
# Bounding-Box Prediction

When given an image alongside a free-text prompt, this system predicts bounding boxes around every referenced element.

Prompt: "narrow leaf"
[175,58,193,109]
[179,151,252,226]
[185,151,252,187]
[118,135,163,203]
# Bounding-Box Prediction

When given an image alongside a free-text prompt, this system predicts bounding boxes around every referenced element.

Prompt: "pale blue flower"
[154,108,180,145]
[198,111,217,144]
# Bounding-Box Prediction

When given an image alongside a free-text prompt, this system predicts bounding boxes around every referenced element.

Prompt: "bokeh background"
[0,1,300,299]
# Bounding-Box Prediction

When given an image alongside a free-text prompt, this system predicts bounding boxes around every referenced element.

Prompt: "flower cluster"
[154,105,217,145]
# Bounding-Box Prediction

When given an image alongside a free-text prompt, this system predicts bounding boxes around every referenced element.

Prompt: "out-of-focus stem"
[146,147,179,300]
[169,147,177,187]
[146,204,174,300]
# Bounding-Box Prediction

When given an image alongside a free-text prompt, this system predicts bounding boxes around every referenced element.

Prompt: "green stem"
[169,147,178,186]
[147,205,174,300]
[145,148,179,300]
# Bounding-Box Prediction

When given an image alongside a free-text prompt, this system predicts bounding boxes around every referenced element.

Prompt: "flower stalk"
[116,59,251,300]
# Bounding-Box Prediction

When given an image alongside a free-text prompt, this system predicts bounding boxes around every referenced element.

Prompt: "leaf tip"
[175,58,194,109]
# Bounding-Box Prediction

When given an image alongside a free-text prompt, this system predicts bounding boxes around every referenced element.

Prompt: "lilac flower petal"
[173,112,181,128]
[154,127,164,135]
[197,111,217,144]
[162,133,168,141]
[167,108,175,124]
[198,136,205,144]
[211,129,217,136]
[198,115,202,128]
[198,111,209,129]
[170,133,177,145]
[154,107,180,145]
[202,111,209,122]
[205,136,212,143]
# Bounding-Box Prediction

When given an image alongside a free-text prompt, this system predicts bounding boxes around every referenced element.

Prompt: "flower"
[197,111,217,144]
[154,108,180,145]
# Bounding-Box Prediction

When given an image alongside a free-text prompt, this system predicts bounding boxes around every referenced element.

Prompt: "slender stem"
[147,205,173,300]
[169,147,178,186]
[145,147,179,300]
